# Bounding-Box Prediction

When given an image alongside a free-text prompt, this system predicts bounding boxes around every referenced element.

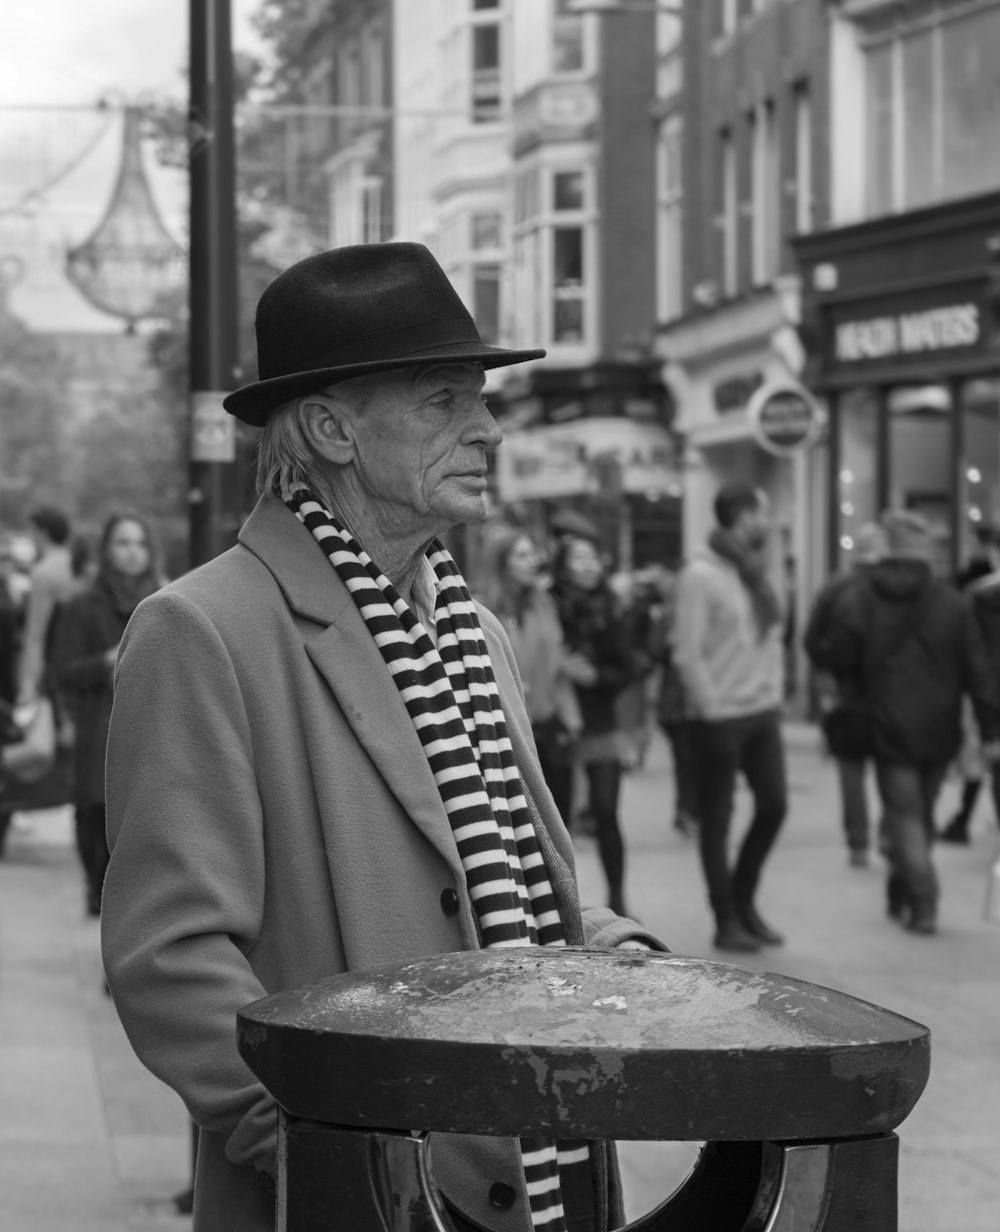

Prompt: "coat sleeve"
[101,590,276,1183]
[672,566,717,718]
[961,599,1000,743]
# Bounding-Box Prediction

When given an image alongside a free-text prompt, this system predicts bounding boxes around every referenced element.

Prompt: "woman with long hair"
[482,529,581,824]
[551,535,635,916]
[52,514,162,916]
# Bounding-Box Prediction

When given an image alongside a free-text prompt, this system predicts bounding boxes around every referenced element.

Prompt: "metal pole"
[188,0,239,568]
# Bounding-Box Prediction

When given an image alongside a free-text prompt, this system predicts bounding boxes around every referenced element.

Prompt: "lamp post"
[188,0,239,568]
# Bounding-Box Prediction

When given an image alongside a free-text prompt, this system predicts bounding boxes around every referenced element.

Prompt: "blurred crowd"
[0,507,164,920]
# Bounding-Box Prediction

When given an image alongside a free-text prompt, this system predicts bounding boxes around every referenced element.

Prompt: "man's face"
[735,495,770,550]
[348,362,502,534]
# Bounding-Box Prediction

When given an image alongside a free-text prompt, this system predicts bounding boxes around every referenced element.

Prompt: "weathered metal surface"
[238,948,929,1142]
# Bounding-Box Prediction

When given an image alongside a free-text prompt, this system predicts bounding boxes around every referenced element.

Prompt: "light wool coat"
[102,495,652,1232]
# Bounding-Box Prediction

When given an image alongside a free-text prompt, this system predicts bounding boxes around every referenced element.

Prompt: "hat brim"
[223,342,546,427]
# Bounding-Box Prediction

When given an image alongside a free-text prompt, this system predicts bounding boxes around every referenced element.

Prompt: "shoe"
[905,914,937,936]
[937,818,970,845]
[85,890,102,918]
[886,875,910,923]
[713,920,763,953]
[848,849,869,868]
[737,904,785,946]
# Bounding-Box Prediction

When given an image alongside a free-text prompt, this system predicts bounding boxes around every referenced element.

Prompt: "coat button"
[489,1182,516,1209]
[440,888,459,916]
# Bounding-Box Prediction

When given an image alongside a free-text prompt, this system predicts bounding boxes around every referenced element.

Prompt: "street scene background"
[2,1,1000,1230]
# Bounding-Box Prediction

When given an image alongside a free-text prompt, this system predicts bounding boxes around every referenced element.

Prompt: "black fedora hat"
[224,242,545,426]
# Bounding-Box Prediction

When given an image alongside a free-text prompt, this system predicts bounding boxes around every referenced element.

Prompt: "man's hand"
[617,939,653,951]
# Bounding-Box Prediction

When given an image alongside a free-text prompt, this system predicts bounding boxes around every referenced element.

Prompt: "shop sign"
[496,417,679,503]
[834,303,980,364]
[822,280,994,375]
[747,380,823,458]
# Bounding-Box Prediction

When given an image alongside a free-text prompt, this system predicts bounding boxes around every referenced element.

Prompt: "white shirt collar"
[410,554,443,646]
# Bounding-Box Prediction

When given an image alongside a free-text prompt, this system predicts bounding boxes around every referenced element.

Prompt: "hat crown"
[255,242,475,381]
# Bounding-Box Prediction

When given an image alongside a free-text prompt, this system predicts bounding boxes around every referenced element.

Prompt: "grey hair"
[255,371,387,498]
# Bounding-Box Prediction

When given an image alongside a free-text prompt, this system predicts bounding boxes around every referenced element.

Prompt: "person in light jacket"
[674,483,787,953]
[102,244,660,1232]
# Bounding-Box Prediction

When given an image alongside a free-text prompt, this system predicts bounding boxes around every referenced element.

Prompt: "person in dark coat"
[804,522,886,866]
[52,514,161,916]
[551,536,635,916]
[818,510,1000,934]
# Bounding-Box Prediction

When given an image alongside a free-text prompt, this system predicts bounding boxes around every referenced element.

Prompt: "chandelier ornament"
[65,106,186,330]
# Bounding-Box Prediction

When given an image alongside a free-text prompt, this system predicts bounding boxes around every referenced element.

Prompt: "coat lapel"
[239,495,464,880]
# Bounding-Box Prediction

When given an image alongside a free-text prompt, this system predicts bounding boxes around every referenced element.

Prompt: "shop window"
[792,81,812,234]
[719,127,738,298]
[553,227,585,343]
[959,379,1000,566]
[863,5,1000,215]
[888,385,953,576]
[552,0,585,73]
[750,99,780,285]
[472,22,501,123]
[836,389,880,566]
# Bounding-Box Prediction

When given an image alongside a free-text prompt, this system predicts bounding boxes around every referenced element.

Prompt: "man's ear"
[299,395,356,466]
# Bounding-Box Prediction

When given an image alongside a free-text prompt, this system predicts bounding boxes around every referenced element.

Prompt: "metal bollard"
[238,948,929,1231]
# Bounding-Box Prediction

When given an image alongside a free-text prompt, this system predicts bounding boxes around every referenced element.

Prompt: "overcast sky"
[0,0,263,106]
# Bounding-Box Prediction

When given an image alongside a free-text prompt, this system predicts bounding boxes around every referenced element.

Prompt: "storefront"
[794,189,1000,577]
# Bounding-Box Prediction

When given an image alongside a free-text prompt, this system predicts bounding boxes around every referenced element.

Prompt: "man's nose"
[467,397,504,448]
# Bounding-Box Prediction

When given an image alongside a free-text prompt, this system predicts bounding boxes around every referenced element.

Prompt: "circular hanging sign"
[747,380,824,457]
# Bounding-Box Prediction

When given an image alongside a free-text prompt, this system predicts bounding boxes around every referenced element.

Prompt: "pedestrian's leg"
[77,804,105,916]
[91,803,110,910]
[874,762,938,931]
[690,719,758,949]
[663,723,698,834]
[533,731,574,830]
[939,776,980,844]
[732,710,788,943]
[585,759,626,915]
[836,757,870,864]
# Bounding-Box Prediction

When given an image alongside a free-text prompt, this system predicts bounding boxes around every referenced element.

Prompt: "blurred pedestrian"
[100,243,657,1232]
[610,569,660,771]
[805,521,887,867]
[946,523,1000,844]
[482,529,581,824]
[655,569,699,838]
[817,510,1000,934]
[52,514,161,917]
[18,506,74,702]
[674,483,787,953]
[552,536,634,916]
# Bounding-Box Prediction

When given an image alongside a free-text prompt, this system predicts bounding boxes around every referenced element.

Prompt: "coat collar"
[239,493,466,882]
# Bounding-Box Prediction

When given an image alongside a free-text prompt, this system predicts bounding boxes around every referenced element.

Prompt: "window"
[362,180,382,244]
[553,228,585,342]
[473,264,502,345]
[719,0,737,36]
[863,6,1000,216]
[362,21,384,111]
[472,21,501,122]
[657,116,683,322]
[552,0,585,73]
[793,82,813,234]
[751,100,780,285]
[471,212,503,249]
[719,128,737,297]
[337,40,361,143]
[553,171,585,211]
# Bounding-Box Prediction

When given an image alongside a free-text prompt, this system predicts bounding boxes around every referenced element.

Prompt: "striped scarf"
[287,489,593,1232]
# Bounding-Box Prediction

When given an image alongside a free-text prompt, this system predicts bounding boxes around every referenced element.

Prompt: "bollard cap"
[238,948,930,1142]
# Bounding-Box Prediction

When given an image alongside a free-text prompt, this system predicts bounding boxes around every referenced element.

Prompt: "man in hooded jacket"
[816,510,1000,934]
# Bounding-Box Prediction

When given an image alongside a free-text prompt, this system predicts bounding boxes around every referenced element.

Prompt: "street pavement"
[1,725,998,1231]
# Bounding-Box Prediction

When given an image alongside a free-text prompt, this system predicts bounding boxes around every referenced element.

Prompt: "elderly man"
[102,243,658,1232]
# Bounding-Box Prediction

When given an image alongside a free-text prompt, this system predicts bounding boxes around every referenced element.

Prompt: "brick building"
[657,0,832,629]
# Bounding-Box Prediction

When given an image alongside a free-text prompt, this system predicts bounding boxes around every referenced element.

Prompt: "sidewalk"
[574,725,1000,1231]
[0,808,191,1232]
[1,726,998,1231]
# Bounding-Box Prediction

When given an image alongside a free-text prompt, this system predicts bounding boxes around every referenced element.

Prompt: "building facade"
[797,0,1000,579]
[658,0,832,664]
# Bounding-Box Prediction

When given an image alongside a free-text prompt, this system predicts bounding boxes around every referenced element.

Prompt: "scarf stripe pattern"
[287,491,592,1232]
